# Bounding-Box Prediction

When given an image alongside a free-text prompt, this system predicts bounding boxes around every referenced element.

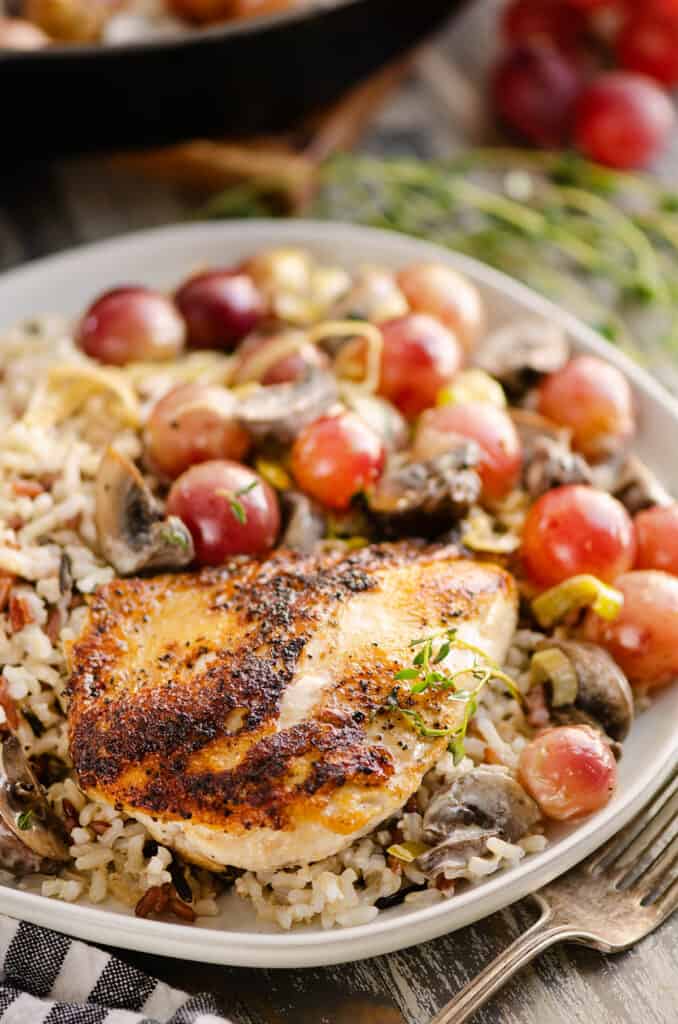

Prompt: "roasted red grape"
[291,411,385,510]
[175,269,265,350]
[617,13,678,86]
[634,504,678,576]
[396,263,485,353]
[538,354,635,461]
[522,485,636,586]
[145,382,251,480]
[492,44,582,148]
[502,0,585,52]
[519,725,617,821]
[574,71,675,169]
[166,460,279,564]
[77,287,185,366]
[414,402,522,501]
[585,570,678,689]
[377,314,463,418]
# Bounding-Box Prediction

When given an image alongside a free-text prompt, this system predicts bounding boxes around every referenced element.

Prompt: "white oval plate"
[0,221,677,969]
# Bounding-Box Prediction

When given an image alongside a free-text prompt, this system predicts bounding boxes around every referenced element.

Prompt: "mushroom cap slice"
[417,824,500,878]
[365,447,482,540]
[607,454,673,515]
[341,387,409,453]
[280,491,326,553]
[0,733,69,873]
[523,436,593,498]
[423,767,540,847]
[235,369,338,445]
[96,447,194,576]
[474,320,570,399]
[536,639,634,742]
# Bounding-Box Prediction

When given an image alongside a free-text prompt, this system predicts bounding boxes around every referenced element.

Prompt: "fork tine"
[630,832,678,902]
[656,872,678,919]
[587,770,678,876]
[611,787,678,877]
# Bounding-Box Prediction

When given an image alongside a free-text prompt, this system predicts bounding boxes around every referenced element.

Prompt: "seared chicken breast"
[66,543,517,871]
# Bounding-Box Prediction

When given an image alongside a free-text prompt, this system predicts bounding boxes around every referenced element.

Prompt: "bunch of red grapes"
[492,0,678,168]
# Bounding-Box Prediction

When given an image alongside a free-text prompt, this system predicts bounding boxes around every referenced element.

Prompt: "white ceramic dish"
[0,221,676,968]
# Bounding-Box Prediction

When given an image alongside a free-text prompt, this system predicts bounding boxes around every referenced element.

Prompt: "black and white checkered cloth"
[0,916,231,1023]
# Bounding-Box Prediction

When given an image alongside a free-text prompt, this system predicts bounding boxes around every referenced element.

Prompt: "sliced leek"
[532,574,623,628]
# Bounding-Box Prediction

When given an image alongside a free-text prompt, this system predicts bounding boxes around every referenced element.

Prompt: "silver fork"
[430,764,678,1024]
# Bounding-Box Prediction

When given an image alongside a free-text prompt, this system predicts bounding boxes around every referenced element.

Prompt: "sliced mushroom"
[236,368,339,445]
[329,266,408,327]
[417,825,500,877]
[341,387,409,452]
[601,453,673,514]
[523,436,593,498]
[473,320,570,399]
[96,447,194,576]
[280,491,326,553]
[418,767,540,878]
[533,639,634,742]
[365,446,482,539]
[0,732,69,875]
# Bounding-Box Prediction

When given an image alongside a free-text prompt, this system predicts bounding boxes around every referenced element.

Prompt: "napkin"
[0,916,231,1023]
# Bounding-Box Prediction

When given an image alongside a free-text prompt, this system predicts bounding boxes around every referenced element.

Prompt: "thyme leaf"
[215,480,259,525]
[17,810,33,831]
[391,628,523,764]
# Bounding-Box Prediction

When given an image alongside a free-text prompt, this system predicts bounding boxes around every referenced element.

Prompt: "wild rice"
[0,313,548,931]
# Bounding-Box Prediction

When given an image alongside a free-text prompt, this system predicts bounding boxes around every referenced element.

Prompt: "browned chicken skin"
[66,543,517,870]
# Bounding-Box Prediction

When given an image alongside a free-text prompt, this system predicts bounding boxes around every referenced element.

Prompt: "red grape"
[396,263,485,353]
[414,402,522,501]
[566,0,614,8]
[617,13,678,87]
[291,411,385,510]
[166,460,279,564]
[377,314,463,418]
[574,71,675,169]
[492,44,582,148]
[145,382,251,480]
[502,0,585,53]
[519,725,617,821]
[537,355,635,461]
[522,485,636,586]
[232,329,328,386]
[584,570,678,690]
[77,287,185,366]
[175,269,265,350]
[634,504,678,575]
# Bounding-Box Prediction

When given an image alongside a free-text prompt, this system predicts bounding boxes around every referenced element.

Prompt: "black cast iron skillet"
[3,0,465,156]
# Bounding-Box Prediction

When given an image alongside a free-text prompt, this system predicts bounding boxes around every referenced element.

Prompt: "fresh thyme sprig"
[392,629,523,764]
[215,480,259,524]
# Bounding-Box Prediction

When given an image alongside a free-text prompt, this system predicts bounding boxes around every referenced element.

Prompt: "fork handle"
[430,895,587,1024]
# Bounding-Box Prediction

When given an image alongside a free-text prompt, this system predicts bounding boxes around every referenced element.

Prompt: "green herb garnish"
[17,810,33,831]
[205,149,678,372]
[391,629,522,764]
[160,524,190,551]
[215,480,259,525]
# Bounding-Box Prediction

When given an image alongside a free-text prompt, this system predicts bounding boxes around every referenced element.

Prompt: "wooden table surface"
[1,3,677,1022]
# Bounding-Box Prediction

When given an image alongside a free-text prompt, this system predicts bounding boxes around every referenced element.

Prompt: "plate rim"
[0,218,677,968]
